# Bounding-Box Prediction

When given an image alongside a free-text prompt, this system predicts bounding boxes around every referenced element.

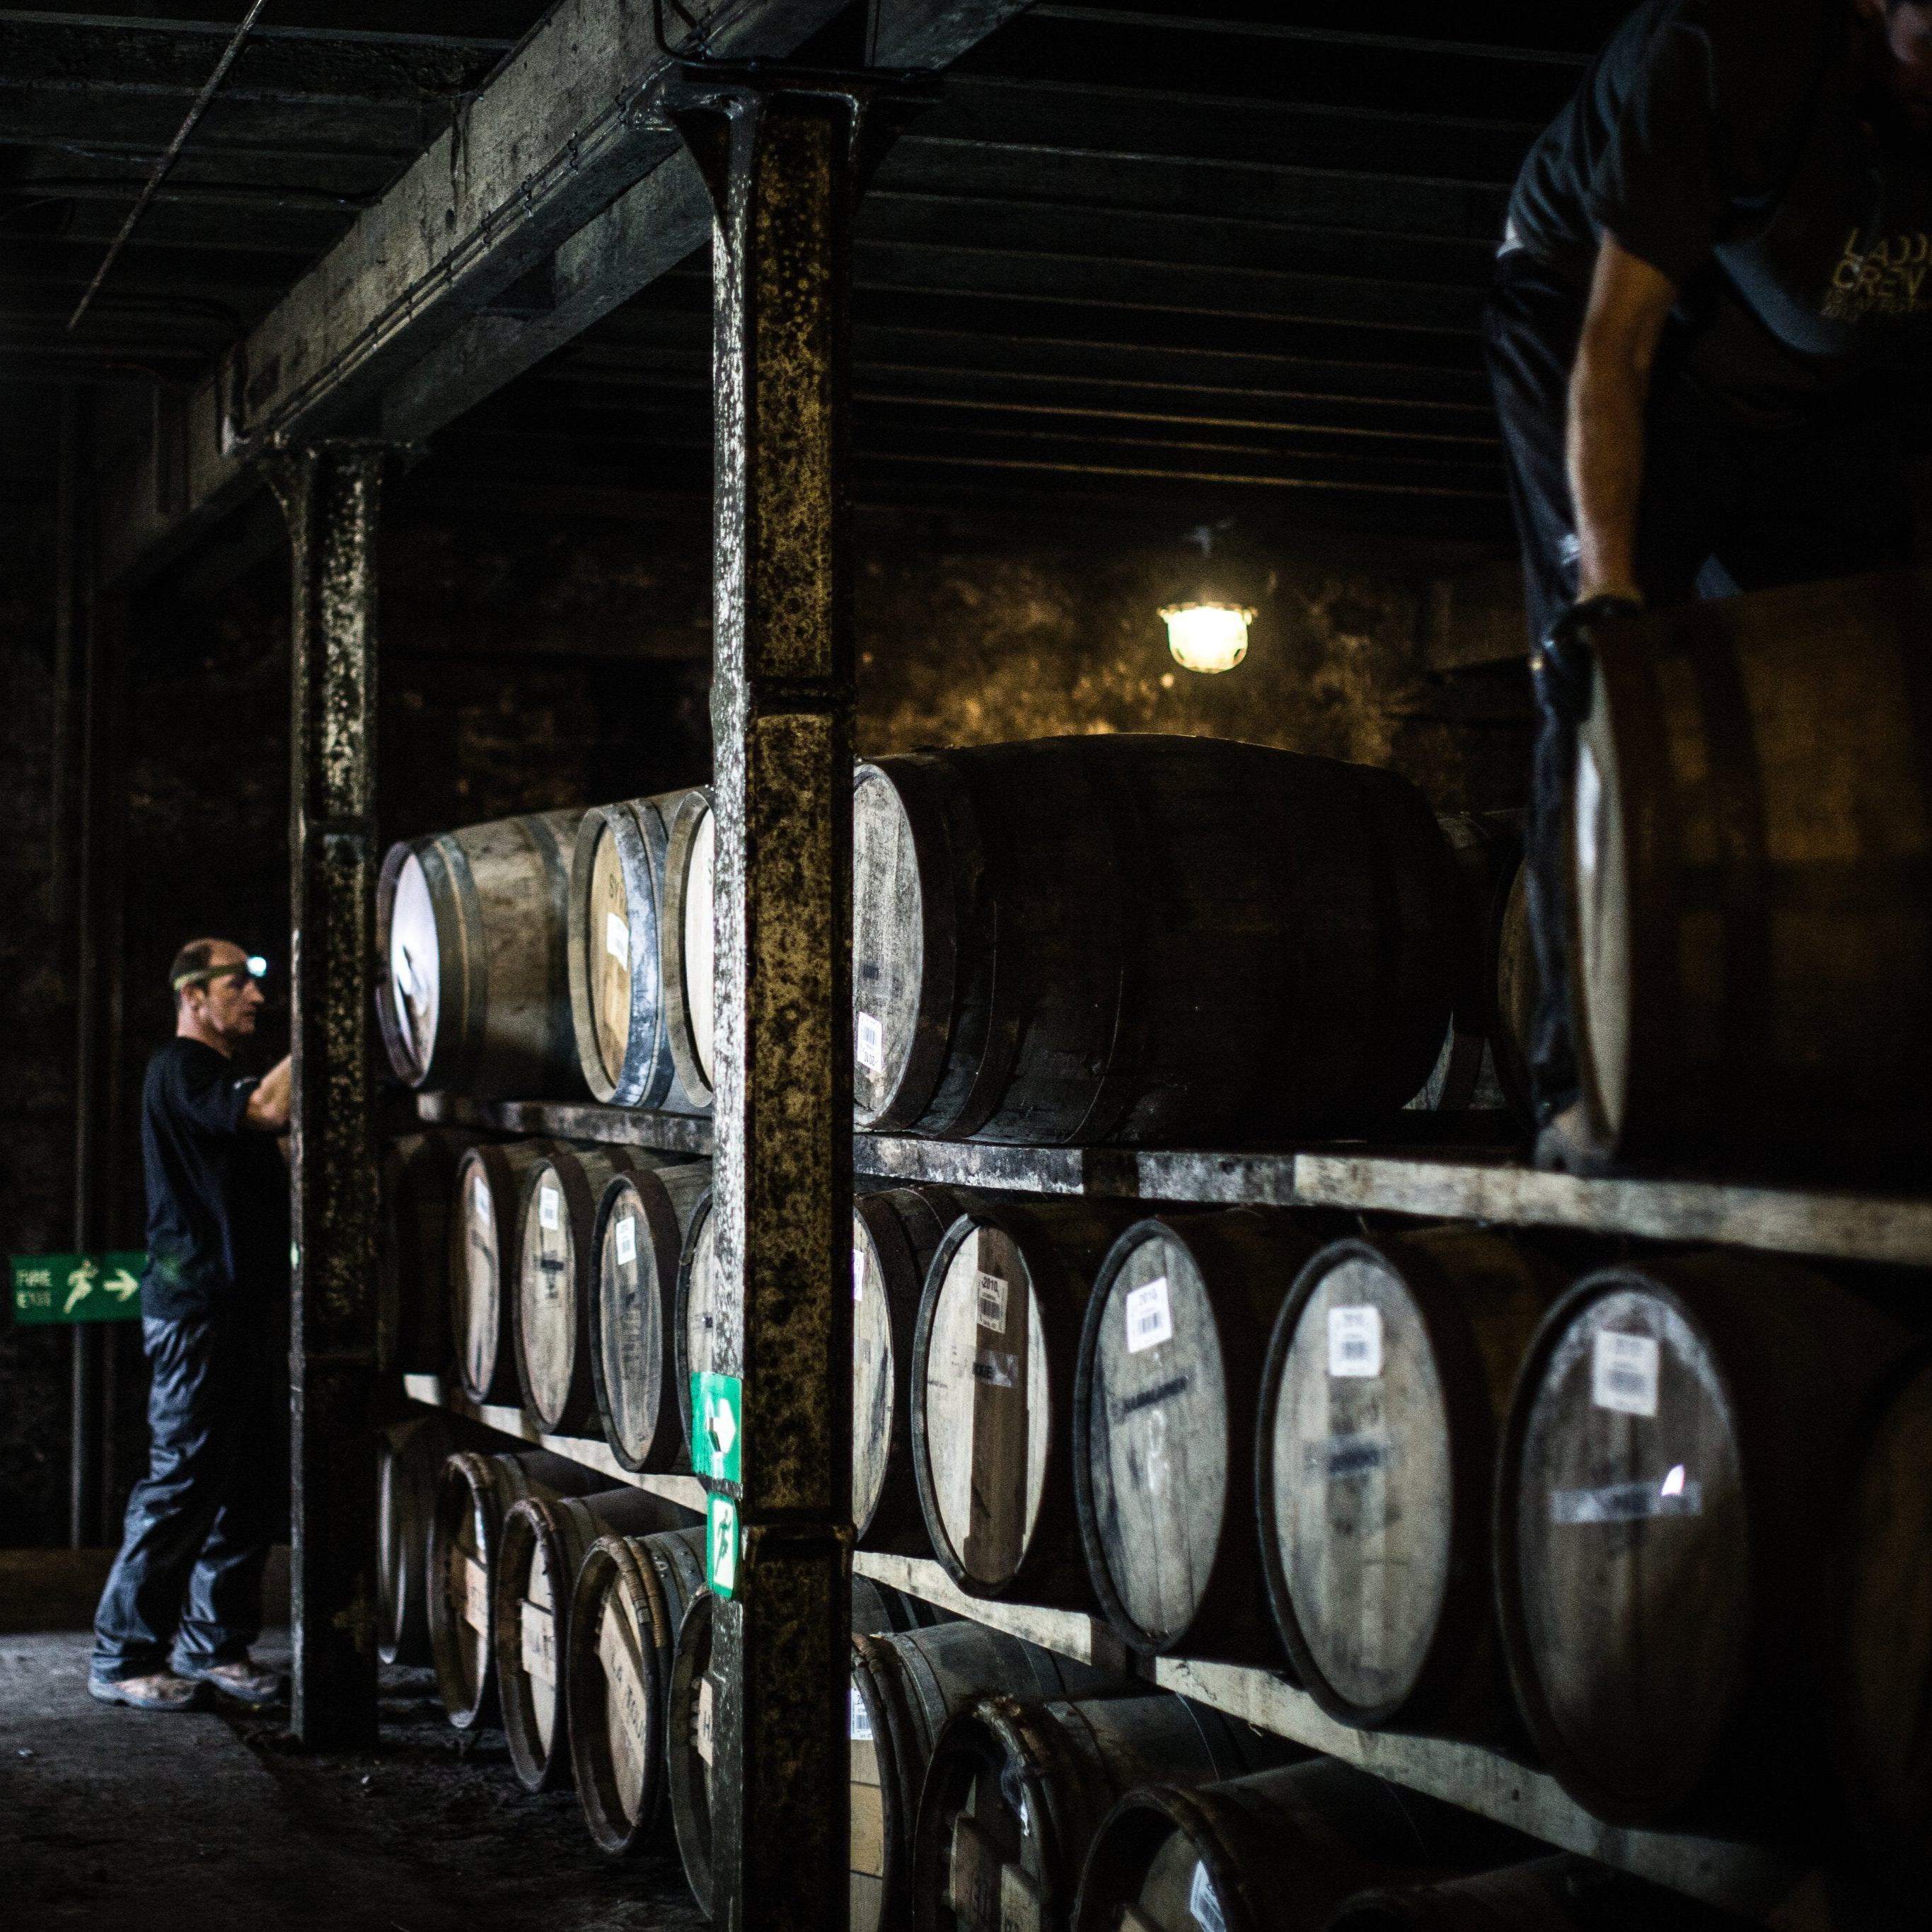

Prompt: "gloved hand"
[1532,592,1643,727]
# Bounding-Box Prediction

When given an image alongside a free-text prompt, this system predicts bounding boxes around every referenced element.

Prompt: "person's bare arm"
[245,1055,291,1132]
[1566,234,1679,604]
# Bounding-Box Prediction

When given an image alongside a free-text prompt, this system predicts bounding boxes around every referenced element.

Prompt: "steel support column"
[659,56,932,1932]
[267,442,386,1748]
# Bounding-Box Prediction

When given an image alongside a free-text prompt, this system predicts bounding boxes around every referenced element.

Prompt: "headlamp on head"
[171,956,268,993]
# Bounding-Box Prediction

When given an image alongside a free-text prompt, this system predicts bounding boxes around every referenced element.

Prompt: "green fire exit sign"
[10,1253,146,1325]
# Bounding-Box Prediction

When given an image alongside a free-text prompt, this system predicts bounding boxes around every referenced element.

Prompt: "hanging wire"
[66,0,271,334]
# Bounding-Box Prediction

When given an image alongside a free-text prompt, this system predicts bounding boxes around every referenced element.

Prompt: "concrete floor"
[0,1566,707,1931]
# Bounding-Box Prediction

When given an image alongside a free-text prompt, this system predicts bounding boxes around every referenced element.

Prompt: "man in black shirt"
[91,939,291,1710]
[1483,0,1932,1162]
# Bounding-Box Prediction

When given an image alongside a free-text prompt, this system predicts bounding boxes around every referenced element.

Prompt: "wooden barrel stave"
[1491,862,1537,1134]
[913,1199,1147,1608]
[378,807,585,1099]
[376,1411,458,1667]
[378,1130,468,1376]
[1256,1227,1564,1737]
[662,788,717,1111]
[852,734,1458,1147]
[673,1187,724,1450]
[449,1138,559,1405]
[1076,1210,1320,1663]
[591,1161,714,1474]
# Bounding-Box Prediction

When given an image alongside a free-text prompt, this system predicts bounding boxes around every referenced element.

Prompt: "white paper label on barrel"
[856,1011,885,1072]
[1328,1305,1383,1378]
[461,1553,490,1634]
[849,1686,873,1741]
[606,910,631,964]
[520,1600,556,1687]
[1592,1330,1660,1418]
[613,1215,637,1267]
[852,1246,867,1302]
[540,1186,560,1232]
[696,1674,716,1766]
[976,1271,1009,1334]
[1188,1862,1226,1932]
[472,1174,490,1223]
[1124,1276,1173,1354]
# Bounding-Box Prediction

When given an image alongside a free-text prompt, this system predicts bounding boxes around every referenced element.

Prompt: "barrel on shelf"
[494,1485,695,1794]
[912,1198,1145,1608]
[1494,1252,1907,1832]
[515,1143,671,1434]
[850,1619,1121,1932]
[1074,1210,1319,1662]
[1326,1853,1749,1932]
[673,1187,724,1449]
[912,1690,1302,1932]
[1256,1228,1563,1737]
[377,808,585,1099]
[662,788,717,1111]
[376,1411,458,1667]
[1490,862,1537,1133]
[378,1130,466,1375]
[427,1449,608,1730]
[669,1575,949,1916]
[449,1138,558,1405]
[567,788,708,1110]
[1564,570,1932,1182]
[1073,1759,1534,1932]
[591,1162,714,1474]
[852,734,1457,1146]
[855,1185,962,1556]
[567,1525,710,1858]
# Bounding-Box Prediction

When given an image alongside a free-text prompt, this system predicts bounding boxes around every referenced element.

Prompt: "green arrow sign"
[691,1371,743,1484]
[706,1493,741,1600]
[11,1253,146,1326]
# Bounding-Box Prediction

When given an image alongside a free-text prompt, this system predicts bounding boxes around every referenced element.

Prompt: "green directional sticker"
[706,1493,741,1600]
[691,1372,743,1484]
[10,1253,146,1326]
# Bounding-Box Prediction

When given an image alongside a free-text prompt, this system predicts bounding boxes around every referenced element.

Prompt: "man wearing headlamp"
[1484,0,1932,1163]
[91,939,291,1711]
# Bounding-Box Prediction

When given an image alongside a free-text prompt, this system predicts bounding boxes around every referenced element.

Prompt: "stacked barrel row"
[376,739,1541,1146]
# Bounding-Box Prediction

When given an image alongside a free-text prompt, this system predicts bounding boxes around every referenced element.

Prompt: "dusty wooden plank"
[852,1553,1130,1674]
[415,1089,715,1155]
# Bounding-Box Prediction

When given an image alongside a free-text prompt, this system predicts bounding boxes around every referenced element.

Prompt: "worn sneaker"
[88,1669,209,1712]
[173,1655,284,1707]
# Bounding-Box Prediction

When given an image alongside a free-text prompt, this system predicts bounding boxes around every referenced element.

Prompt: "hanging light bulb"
[1159,601,1254,674]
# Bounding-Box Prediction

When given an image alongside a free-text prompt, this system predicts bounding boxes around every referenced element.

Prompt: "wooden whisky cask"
[377,808,584,1099]
[449,1139,561,1405]
[855,1185,963,1555]
[913,1199,1146,1607]
[514,1143,671,1433]
[376,1411,458,1667]
[912,1691,1302,1932]
[591,1162,714,1474]
[378,1130,466,1375]
[1075,1210,1319,1662]
[1564,570,1932,1181]
[1495,1253,1907,1832]
[494,1486,695,1793]
[426,1448,606,1730]
[1072,1760,1533,1932]
[852,735,1457,1145]
[669,1578,949,1915]
[673,1187,724,1448]
[567,1525,710,1858]
[567,787,708,1109]
[1490,863,1537,1133]
[1326,1854,1750,1932]
[1256,1228,1563,1736]
[663,788,717,1111]
[850,1621,1121,1932]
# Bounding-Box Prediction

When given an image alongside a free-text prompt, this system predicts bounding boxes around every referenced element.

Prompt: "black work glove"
[1532,593,1643,728]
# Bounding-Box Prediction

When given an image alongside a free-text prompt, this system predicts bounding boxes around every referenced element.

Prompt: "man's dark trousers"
[92,1303,284,1680]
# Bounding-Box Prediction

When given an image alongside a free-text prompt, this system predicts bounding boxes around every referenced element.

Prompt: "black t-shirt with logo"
[139,1038,290,1321]
[1508,0,1932,422]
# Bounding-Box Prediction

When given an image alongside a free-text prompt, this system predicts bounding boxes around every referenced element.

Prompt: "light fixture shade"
[1160,601,1254,673]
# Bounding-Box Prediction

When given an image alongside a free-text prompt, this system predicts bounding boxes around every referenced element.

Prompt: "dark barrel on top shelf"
[913,1690,1302,1932]
[673,1187,722,1447]
[377,808,584,1098]
[379,1130,466,1375]
[1256,1228,1564,1737]
[376,1411,458,1667]
[1073,1759,1534,1932]
[449,1138,558,1405]
[669,1577,950,1915]
[662,788,717,1111]
[913,1199,1145,1607]
[427,1449,607,1730]
[1075,1210,1319,1662]
[850,1619,1121,1932]
[567,1526,709,1858]
[1325,1853,1752,1932]
[855,1185,962,1555]
[515,1143,670,1434]
[852,734,1458,1145]
[567,788,707,1109]
[493,1485,695,1793]
[591,1162,713,1474]
[1564,570,1932,1182]
[1490,863,1537,1133]
[1496,1252,1907,1832]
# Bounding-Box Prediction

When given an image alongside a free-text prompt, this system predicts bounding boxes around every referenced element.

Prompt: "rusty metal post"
[266,442,387,1748]
[656,57,932,1932]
